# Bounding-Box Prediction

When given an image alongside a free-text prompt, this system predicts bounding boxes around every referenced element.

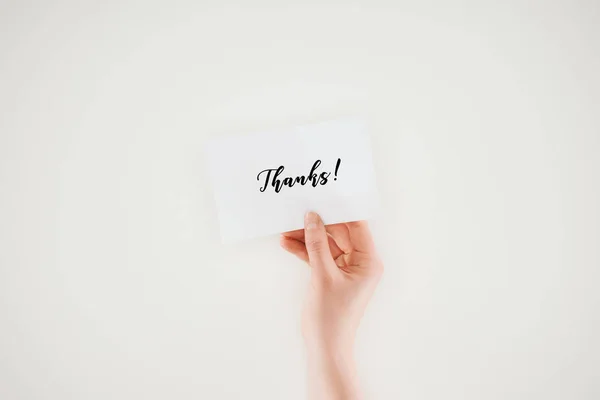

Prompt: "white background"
[1,1,599,399]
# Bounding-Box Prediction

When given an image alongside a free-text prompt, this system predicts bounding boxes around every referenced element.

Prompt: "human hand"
[280,211,383,353]
[281,212,382,399]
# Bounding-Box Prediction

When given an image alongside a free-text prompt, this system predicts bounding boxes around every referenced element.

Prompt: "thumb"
[304,212,335,272]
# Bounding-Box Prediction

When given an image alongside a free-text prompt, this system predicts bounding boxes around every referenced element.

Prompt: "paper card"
[205,117,378,243]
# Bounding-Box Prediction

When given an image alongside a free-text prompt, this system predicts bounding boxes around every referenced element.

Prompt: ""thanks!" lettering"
[257,158,342,193]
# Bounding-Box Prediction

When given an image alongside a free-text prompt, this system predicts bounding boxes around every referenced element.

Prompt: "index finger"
[281,229,305,241]
[346,220,376,252]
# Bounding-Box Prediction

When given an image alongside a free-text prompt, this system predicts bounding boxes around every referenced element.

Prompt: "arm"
[306,341,360,400]
[281,212,383,400]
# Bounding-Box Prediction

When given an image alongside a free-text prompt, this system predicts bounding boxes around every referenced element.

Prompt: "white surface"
[1,2,599,399]
[206,117,378,242]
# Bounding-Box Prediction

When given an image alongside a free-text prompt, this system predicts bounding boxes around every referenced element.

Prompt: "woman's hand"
[280,212,383,399]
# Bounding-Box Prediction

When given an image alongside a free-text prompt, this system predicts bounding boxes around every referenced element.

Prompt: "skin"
[280,212,383,400]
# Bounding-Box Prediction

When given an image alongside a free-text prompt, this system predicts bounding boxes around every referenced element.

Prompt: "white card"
[205,117,378,243]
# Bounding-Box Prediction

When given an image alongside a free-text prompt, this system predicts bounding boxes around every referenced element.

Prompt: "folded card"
[205,117,378,243]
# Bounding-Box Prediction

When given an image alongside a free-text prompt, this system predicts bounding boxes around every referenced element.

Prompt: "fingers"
[280,236,309,263]
[326,234,345,261]
[284,219,375,253]
[282,228,345,261]
[304,212,337,274]
[281,229,304,241]
[346,220,376,253]
[325,223,352,254]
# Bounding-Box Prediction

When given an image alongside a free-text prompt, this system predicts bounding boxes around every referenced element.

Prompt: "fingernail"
[305,211,320,230]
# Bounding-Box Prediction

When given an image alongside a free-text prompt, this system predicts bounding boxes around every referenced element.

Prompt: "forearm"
[306,342,361,400]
